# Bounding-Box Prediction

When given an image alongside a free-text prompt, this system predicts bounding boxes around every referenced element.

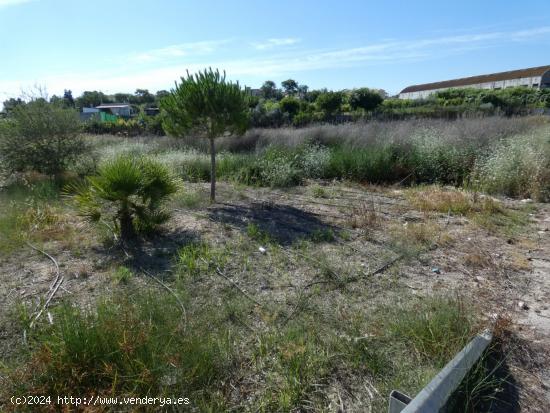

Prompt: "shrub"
[315,91,343,117]
[408,129,477,185]
[349,88,384,111]
[0,100,85,176]
[326,145,403,183]
[292,111,314,127]
[238,145,331,187]
[472,132,550,201]
[256,149,302,187]
[69,155,178,241]
[295,144,331,178]
[279,96,301,120]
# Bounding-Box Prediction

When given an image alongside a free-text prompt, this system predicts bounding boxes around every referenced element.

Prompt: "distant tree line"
[3,80,550,134]
[1,88,168,116]
[249,79,386,127]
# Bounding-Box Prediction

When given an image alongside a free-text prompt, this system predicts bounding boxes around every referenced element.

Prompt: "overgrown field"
[1,117,549,412]
[80,117,550,201]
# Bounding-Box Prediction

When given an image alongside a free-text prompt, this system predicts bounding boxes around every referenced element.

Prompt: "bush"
[279,96,301,120]
[315,91,343,117]
[408,130,477,185]
[255,147,302,187]
[69,155,178,241]
[0,100,85,176]
[349,88,384,111]
[326,145,404,183]
[83,118,145,137]
[233,145,331,187]
[472,132,550,201]
[292,111,314,127]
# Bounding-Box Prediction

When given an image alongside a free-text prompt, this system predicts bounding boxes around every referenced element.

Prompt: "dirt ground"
[0,180,549,411]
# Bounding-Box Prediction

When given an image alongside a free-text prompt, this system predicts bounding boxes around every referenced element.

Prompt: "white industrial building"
[399,65,550,99]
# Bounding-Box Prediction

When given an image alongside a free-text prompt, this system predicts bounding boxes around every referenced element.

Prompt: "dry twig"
[26,241,64,328]
[200,258,264,307]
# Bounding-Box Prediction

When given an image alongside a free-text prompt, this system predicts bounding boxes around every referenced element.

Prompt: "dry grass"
[464,252,493,268]
[217,117,537,152]
[406,186,503,216]
[348,199,382,231]
[508,251,532,271]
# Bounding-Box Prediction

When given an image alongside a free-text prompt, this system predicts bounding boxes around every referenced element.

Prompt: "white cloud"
[2,25,550,100]
[129,40,229,63]
[252,37,300,50]
[0,0,33,8]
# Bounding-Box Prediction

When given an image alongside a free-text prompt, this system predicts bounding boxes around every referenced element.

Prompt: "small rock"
[160,374,177,386]
[518,301,529,310]
[488,313,499,321]
[258,246,267,254]
[520,199,533,203]
[431,267,441,274]
[475,276,485,283]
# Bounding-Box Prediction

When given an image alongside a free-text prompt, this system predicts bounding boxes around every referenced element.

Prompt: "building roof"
[400,65,550,94]
[96,104,131,109]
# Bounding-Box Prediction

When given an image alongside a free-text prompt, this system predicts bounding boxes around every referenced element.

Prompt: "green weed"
[112,266,133,284]
[3,291,233,407]
[176,242,225,279]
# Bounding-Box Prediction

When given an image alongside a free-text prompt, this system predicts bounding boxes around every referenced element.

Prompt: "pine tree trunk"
[209,137,216,203]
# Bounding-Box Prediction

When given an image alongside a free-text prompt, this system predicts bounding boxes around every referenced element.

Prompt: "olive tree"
[161,68,249,202]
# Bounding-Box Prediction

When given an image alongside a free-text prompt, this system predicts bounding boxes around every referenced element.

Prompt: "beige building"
[399,65,550,99]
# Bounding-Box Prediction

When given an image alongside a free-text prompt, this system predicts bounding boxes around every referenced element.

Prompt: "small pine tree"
[161,68,249,202]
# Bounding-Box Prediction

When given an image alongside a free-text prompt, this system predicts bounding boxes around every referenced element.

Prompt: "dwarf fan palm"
[70,155,178,242]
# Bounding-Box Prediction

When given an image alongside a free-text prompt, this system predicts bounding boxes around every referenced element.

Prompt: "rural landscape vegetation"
[0,66,549,412]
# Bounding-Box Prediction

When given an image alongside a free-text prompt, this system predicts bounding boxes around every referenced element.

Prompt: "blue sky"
[1,0,550,101]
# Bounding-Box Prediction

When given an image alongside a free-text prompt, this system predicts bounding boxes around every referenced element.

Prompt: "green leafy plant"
[0,99,85,176]
[161,68,250,202]
[69,155,178,242]
[279,96,301,120]
[315,91,343,117]
[112,266,133,284]
[349,88,384,111]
